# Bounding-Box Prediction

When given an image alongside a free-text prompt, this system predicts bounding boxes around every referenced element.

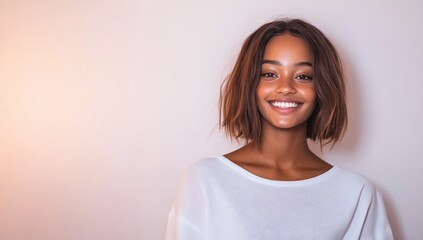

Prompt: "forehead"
[263,34,312,61]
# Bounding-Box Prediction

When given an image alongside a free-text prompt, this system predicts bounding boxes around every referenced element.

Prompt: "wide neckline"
[217,155,338,187]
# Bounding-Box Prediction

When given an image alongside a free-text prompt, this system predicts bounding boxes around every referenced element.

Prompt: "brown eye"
[260,72,278,78]
[296,75,313,81]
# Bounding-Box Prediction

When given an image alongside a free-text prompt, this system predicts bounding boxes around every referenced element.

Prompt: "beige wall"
[0,0,421,239]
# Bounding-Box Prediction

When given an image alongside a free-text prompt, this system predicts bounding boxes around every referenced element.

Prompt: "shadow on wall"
[379,186,404,240]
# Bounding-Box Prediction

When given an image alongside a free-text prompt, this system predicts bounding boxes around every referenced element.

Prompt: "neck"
[249,121,315,169]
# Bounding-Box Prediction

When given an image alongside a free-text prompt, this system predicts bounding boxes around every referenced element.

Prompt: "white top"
[166,156,393,240]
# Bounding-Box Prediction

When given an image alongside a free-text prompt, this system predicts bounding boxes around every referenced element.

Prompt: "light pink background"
[1,0,421,239]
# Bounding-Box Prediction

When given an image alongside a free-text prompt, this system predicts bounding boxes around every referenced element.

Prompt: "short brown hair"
[219,18,347,146]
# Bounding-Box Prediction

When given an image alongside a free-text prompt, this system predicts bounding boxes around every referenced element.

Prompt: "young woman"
[166,19,393,240]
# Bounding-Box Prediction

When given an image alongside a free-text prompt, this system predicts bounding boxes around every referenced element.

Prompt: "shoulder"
[172,157,226,207]
[333,166,374,185]
[331,166,380,198]
[177,156,227,186]
[332,168,393,238]
[183,156,224,176]
[189,156,224,169]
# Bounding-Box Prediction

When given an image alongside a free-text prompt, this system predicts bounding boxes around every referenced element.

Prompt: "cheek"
[255,84,269,115]
[307,88,317,113]
[298,86,317,115]
[310,90,317,104]
[304,84,316,101]
[297,85,316,100]
[256,82,274,99]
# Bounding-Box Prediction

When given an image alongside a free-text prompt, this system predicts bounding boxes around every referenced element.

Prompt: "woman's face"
[256,33,316,130]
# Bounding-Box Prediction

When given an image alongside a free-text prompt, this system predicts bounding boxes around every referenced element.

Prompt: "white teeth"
[271,102,299,108]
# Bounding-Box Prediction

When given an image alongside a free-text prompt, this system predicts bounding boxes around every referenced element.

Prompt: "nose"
[275,77,296,95]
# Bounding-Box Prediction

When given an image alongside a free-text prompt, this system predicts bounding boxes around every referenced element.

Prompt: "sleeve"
[360,190,394,240]
[165,164,206,240]
[342,182,394,240]
[165,210,200,240]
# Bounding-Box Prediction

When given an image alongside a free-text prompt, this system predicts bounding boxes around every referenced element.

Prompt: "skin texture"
[225,34,332,181]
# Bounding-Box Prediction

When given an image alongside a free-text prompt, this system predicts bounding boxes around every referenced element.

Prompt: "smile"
[271,101,300,108]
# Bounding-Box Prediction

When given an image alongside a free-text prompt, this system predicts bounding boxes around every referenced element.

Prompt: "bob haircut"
[219,18,347,146]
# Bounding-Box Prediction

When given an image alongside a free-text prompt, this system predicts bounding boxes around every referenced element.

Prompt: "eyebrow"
[262,59,313,67]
